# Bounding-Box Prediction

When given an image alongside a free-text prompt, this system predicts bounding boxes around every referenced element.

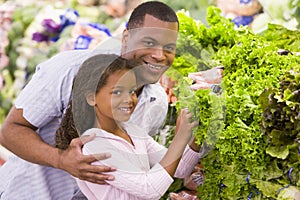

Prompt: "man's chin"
[144,77,160,85]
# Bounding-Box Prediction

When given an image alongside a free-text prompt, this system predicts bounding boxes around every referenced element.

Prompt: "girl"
[55,54,200,200]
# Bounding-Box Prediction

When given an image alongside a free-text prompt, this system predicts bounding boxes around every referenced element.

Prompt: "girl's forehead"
[106,69,136,85]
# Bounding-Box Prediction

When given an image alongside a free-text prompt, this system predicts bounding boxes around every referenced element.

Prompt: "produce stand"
[0,0,300,199]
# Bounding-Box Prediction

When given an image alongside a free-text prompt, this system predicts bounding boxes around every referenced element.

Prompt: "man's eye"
[164,45,175,53]
[144,41,155,47]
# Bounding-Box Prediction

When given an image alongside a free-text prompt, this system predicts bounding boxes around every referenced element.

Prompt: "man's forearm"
[0,107,60,168]
[0,107,117,184]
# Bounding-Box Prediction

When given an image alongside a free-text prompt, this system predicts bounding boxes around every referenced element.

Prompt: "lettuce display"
[169,6,300,199]
[251,0,300,33]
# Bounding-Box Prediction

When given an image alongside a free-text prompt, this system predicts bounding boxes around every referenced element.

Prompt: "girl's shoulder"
[82,128,114,139]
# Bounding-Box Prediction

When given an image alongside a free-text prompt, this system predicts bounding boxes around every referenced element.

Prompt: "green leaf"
[255,181,282,198]
[266,145,289,159]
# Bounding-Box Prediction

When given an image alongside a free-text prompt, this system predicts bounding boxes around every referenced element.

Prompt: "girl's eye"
[112,90,121,95]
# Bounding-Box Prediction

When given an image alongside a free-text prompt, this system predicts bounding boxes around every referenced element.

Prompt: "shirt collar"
[138,83,160,103]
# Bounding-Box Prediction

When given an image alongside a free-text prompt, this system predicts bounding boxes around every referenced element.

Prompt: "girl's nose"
[123,93,133,103]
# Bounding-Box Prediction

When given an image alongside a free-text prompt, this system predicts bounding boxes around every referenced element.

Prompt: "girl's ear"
[85,93,96,106]
[121,29,128,55]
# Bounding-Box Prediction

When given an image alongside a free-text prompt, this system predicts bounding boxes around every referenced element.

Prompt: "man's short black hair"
[127,1,179,30]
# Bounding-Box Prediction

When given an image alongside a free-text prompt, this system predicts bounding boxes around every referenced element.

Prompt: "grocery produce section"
[0,0,299,199]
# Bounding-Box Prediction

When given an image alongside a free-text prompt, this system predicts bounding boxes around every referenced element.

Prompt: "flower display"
[32,8,78,42]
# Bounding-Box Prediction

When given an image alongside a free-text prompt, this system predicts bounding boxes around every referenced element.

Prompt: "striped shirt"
[0,38,168,199]
[77,125,199,200]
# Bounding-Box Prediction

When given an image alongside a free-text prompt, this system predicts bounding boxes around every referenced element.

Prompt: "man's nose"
[151,47,166,61]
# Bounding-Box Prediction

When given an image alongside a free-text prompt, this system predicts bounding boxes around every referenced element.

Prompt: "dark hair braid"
[55,103,78,149]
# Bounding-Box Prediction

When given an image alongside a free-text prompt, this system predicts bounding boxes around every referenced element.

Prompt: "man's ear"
[121,29,128,55]
[85,93,96,106]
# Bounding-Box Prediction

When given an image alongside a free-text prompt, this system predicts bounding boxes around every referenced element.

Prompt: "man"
[0,1,179,199]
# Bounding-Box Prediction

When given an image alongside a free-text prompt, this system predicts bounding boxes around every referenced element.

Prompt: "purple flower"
[240,0,252,4]
[42,19,62,33]
[232,15,254,27]
[32,32,49,42]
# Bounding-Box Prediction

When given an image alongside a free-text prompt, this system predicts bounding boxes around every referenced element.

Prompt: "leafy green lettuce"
[170,6,300,199]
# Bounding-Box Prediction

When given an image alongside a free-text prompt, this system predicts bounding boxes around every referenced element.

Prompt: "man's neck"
[136,85,144,97]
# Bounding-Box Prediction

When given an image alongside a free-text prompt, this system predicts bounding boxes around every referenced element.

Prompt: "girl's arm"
[79,109,198,199]
[159,108,199,176]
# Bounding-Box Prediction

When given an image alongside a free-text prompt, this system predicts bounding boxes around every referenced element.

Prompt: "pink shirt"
[77,124,199,200]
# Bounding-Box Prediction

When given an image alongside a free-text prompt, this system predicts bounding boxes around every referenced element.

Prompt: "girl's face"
[94,69,137,123]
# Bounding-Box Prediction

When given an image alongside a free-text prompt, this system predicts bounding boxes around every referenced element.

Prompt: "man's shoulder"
[93,37,122,53]
[50,49,96,64]
[35,49,92,73]
[35,48,116,77]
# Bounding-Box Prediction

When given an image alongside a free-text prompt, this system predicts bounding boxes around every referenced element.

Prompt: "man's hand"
[188,66,223,90]
[57,135,116,184]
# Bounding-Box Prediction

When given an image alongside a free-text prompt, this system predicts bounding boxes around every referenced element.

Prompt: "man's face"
[122,14,178,85]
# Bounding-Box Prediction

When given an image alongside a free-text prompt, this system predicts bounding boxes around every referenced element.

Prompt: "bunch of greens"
[169,6,300,199]
[251,0,300,33]
[209,33,300,199]
[262,23,300,52]
[259,68,300,197]
[159,0,216,22]
[166,7,233,146]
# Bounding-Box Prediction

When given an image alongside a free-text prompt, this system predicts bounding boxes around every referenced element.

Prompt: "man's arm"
[0,106,115,184]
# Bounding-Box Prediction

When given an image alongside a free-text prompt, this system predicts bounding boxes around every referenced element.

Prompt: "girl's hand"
[175,108,199,139]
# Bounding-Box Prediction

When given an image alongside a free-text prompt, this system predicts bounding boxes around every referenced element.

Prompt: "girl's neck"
[94,119,133,145]
[94,118,120,133]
